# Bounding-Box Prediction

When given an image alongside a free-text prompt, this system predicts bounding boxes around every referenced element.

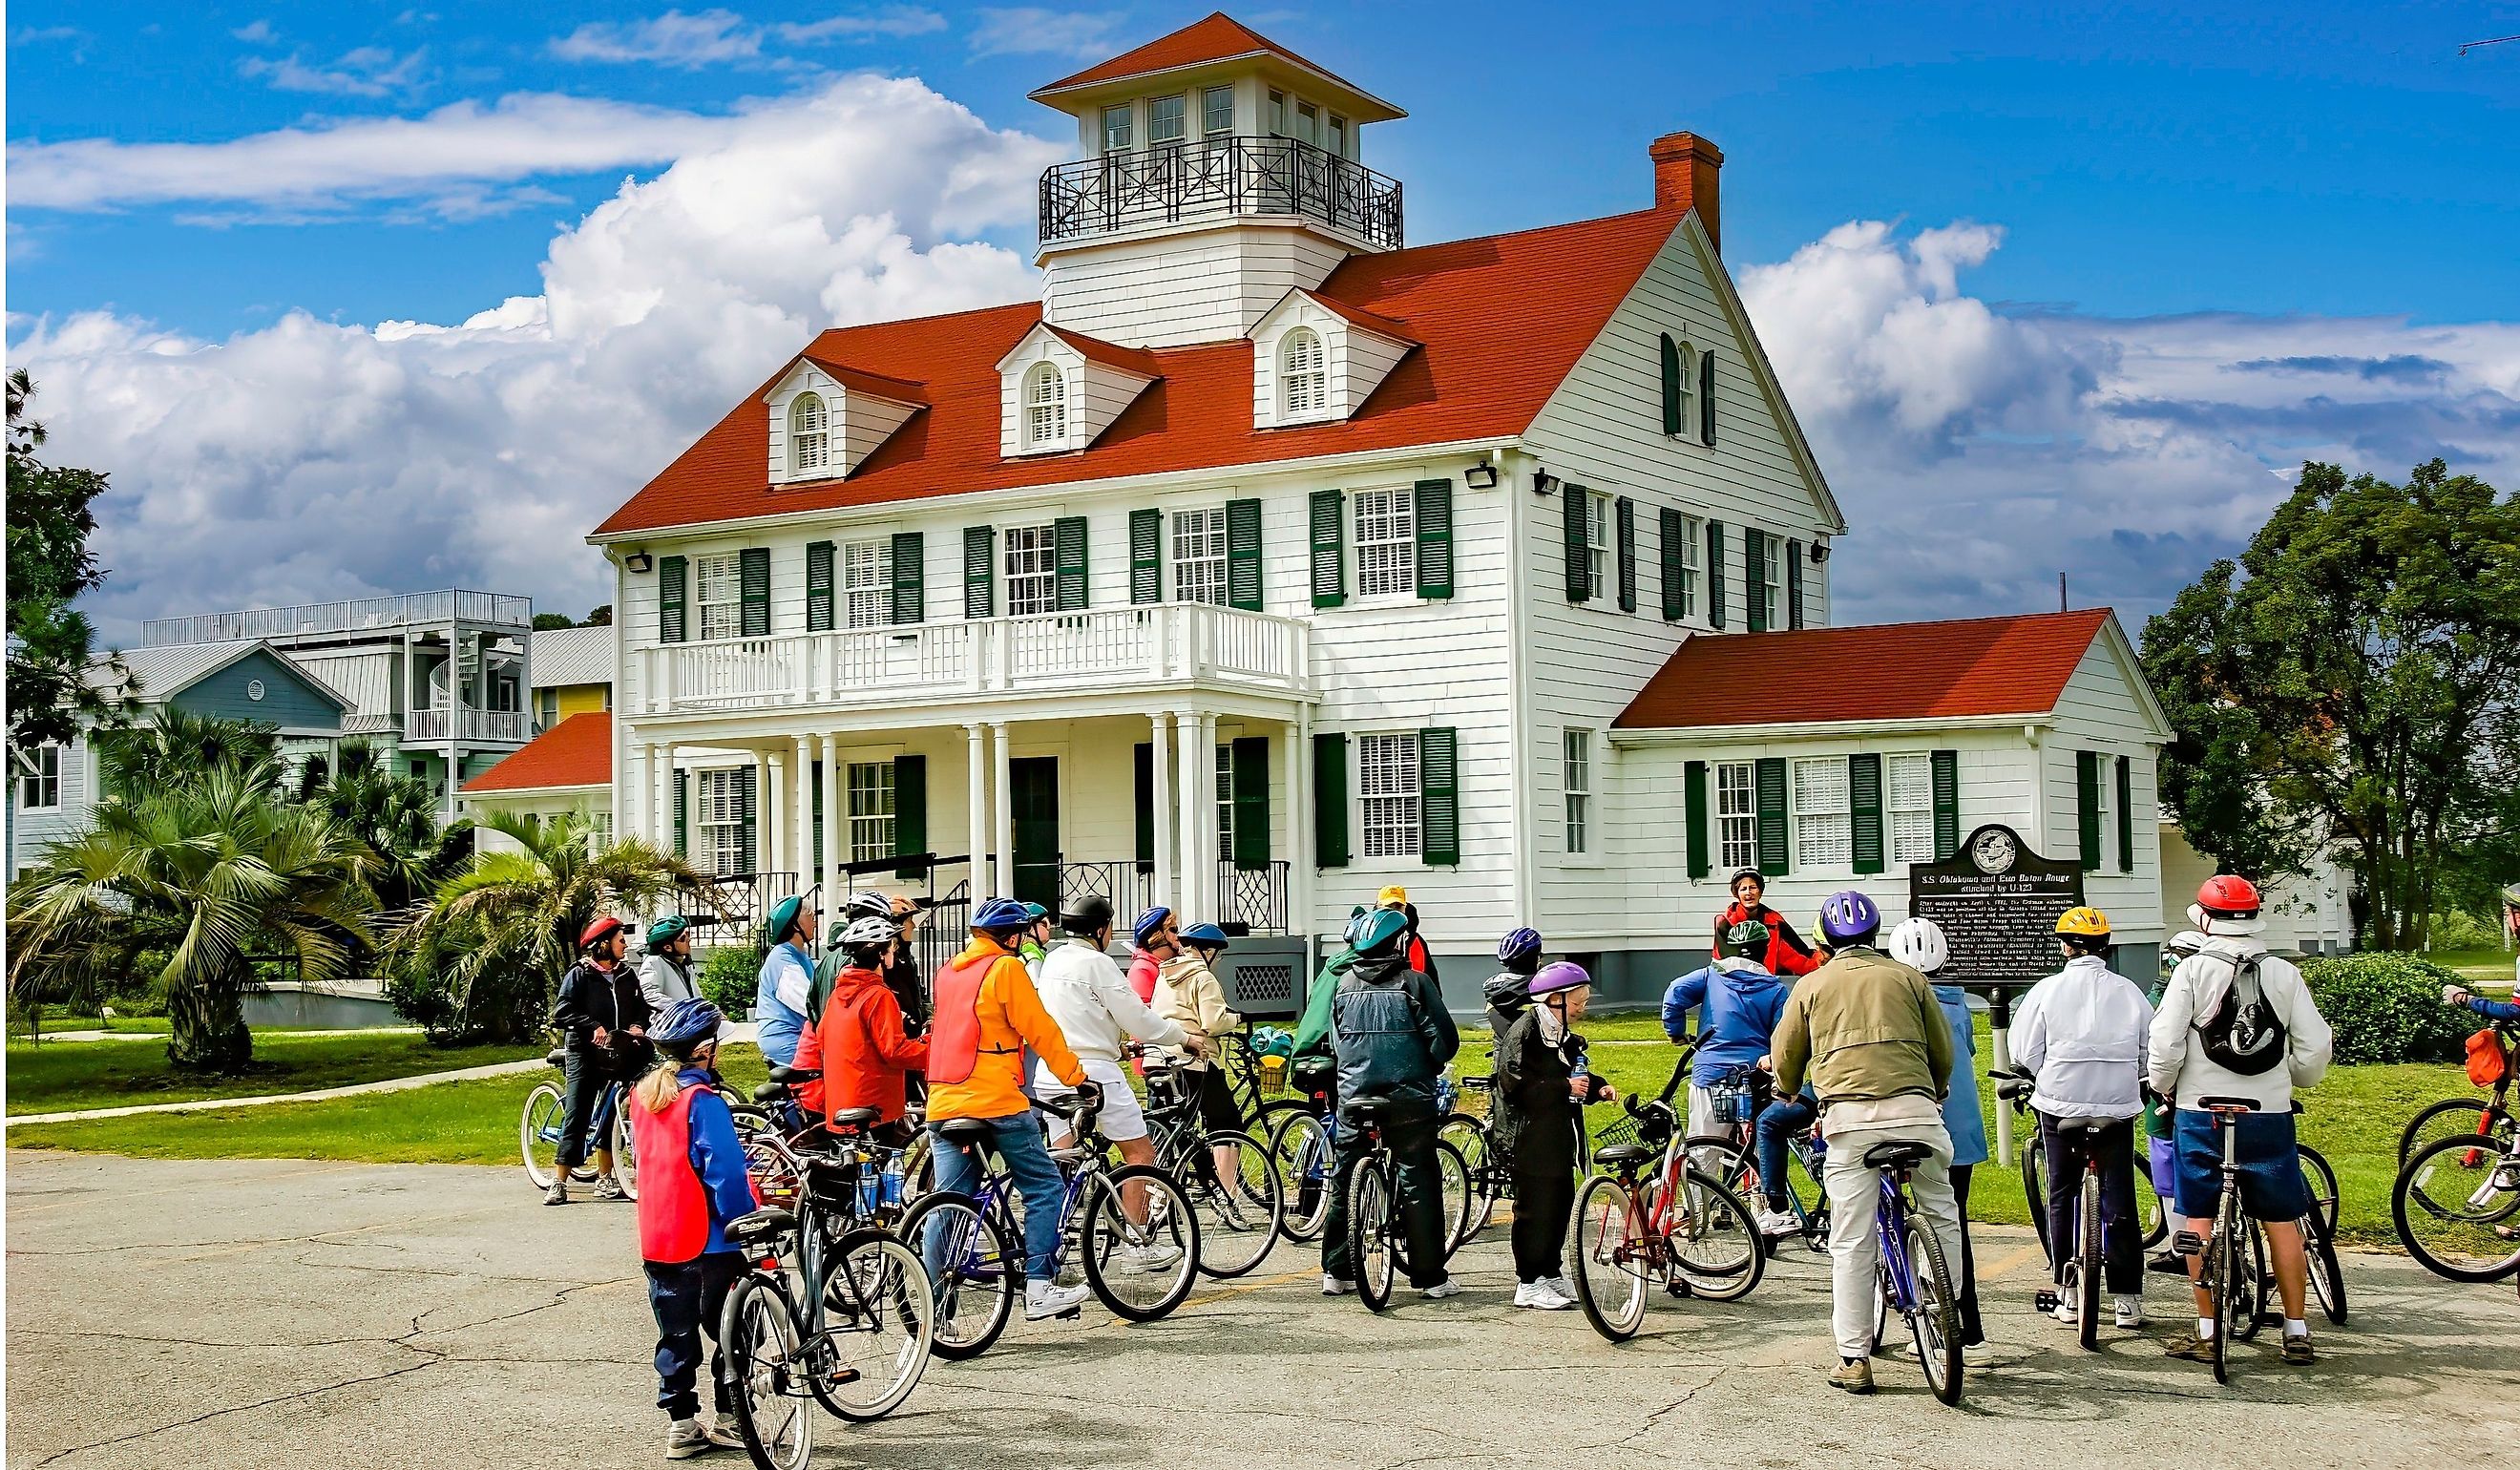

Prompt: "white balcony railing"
[407,706,530,743]
[142,589,533,647]
[640,603,1311,717]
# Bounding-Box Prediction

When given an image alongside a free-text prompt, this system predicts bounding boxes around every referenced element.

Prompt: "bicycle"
[2392,1123,2520,1284]
[1340,1095,1478,1312]
[2396,1020,2516,1166]
[1990,1066,2117,1351]
[1862,1137,1964,1405]
[1569,1057,1767,1342]
[717,1112,937,1470]
[2014,1080,2168,1263]
[1676,1050,1835,1259]
[1269,1062,1472,1250]
[1141,1053,1286,1277]
[1437,1072,1508,1246]
[519,1045,638,1199]
[897,1096,1200,1357]
[2172,1097,2281,1385]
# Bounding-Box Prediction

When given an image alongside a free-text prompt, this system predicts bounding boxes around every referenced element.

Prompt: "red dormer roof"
[798,358,929,405]
[463,710,613,793]
[1290,289,1417,344]
[594,205,1681,536]
[1031,13,1396,118]
[1041,325,1164,377]
[1613,611,2117,729]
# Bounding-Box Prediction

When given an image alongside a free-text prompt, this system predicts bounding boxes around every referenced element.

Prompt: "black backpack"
[2192,953,2287,1076]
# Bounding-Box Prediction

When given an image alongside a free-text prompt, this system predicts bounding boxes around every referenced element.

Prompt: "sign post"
[1909,824,2085,1159]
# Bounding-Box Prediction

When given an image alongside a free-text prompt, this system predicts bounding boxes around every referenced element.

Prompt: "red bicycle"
[1570,1056,1766,1341]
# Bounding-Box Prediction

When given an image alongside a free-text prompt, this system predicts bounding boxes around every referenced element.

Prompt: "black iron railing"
[1215,859,1291,936]
[1040,136,1402,249]
[697,872,796,940]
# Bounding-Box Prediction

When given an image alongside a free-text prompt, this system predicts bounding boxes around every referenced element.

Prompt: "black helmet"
[1729,868,1765,893]
[1062,895,1116,935]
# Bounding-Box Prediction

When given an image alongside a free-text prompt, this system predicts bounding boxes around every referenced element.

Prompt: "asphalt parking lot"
[8,1150,2518,1470]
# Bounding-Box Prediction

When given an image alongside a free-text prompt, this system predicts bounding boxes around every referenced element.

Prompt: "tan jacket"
[1772,947,1953,1108]
[1150,951,1242,1070]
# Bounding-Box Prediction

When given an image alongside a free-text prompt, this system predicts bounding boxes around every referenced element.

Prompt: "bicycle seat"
[1861,1141,1931,1169]
[768,1066,821,1084]
[2054,1115,2114,1134]
[1594,1144,1654,1170]
[1340,1097,1393,1124]
[2199,1096,2260,1114]
[934,1117,997,1148]
[725,1208,797,1247]
[750,1082,790,1104]
[830,1106,882,1132]
[544,1047,567,1068]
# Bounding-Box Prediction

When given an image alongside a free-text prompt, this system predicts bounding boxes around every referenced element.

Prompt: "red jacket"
[799,965,930,1124]
[1714,901,1822,977]
[1128,948,1163,1005]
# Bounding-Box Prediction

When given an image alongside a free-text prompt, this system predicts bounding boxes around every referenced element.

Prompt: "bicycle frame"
[1876,1171,1924,1315]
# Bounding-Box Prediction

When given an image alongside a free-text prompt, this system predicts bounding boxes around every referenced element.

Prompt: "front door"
[1010,757,1060,913]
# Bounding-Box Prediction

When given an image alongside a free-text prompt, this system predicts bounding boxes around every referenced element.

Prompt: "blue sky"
[10,2,2517,636]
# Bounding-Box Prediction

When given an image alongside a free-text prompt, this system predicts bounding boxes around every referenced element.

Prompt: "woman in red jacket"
[798,915,930,1144]
[1712,869,1823,977]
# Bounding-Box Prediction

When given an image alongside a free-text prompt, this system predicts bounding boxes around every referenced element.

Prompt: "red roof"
[463,710,612,793]
[1612,611,2115,729]
[1040,325,1163,376]
[801,358,929,405]
[1293,290,1417,344]
[595,206,1680,536]
[1033,13,1366,101]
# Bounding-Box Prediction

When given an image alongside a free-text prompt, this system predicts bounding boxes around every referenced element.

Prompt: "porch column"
[1292,704,1314,942]
[1173,710,1204,921]
[792,734,813,898]
[817,732,839,915]
[755,751,774,873]
[1149,713,1175,915]
[1196,711,1220,919]
[653,740,677,852]
[990,722,1014,900]
[963,723,988,901]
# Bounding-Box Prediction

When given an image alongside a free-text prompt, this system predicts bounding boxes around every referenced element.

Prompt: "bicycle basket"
[1591,1112,1644,1152]
[1455,1074,1494,1124]
[1257,1053,1291,1095]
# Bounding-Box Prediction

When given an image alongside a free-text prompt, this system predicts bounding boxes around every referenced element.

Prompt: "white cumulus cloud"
[549,7,945,68]
[968,7,1124,60]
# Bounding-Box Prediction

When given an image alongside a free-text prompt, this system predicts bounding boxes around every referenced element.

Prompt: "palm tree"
[95,705,280,801]
[9,763,378,1071]
[300,738,450,908]
[388,809,713,1043]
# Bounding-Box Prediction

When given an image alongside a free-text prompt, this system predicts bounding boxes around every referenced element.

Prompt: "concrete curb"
[4,1058,551,1128]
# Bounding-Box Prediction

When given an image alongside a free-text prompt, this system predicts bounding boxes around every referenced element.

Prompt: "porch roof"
[464,710,611,793]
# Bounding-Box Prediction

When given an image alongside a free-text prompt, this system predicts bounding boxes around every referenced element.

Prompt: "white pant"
[1035,1056,1148,1142]
[1821,1115,1964,1360]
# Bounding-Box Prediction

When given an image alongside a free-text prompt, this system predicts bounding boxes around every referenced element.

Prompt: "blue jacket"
[1331,951,1460,1112]
[1663,957,1789,1085]
[2465,992,2520,1024]
[753,940,814,1067]
[1934,985,1989,1167]
[679,1067,761,1256]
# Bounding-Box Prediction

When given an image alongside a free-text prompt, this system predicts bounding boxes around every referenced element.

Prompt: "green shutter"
[892,754,926,879]
[2076,749,2102,871]
[1312,732,1349,867]
[962,526,994,620]
[1786,540,1804,630]
[1660,508,1686,620]
[1054,515,1088,610]
[738,766,758,872]
[1931,749,1960,860]
[1227,497,1263,610]
[673,767,688,855]
[811,759,824,875]
[1129,509,1164,604]
[1414,479,1454,599]
[1308,489,1345,608]
[806,541,835,632]
[1744,528,1767,633]
[1685,759,1711,879]
[659,555,688,643]
[1232,736,1270,870]
[1754,756,1789,874]
[1134,743,1155,865]
[1707,521,1726,629]
[1616,496,1637,612]
[1419,727,1460,867]
[1659,333,1684,436]
[740,547,770,637]
[1698,346,1717,445]
[2116,754,2134,873]
[1851,752,1884,876]
[891,532,924,623]
[1563,487,1589,602]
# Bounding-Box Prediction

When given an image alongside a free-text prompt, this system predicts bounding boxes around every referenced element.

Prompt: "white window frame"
[1171,506,1228,607]
[1023,363,1067,448]
[19,744,61,811]
[1673,511,1704,620]
[695,552,744,641]
[1147,93,1186,146]
[842,538,893,629]
[1585,490,1613,599]
[1352,486,1417,599]
[847,760,895,865]
[1328,114,1349,158]
[1101,103,1132,153]
[1793,757,1852,872]
[788,391,829,476]
[1563,728,1592,856]
[535,688,559,732]
[696,767,748,877]
[1761,535,1783,629]
[587,810,614,852]
[1887,752,1936,865]
[1715,761,1756,872]
[1356,732,1420,860]
[1201,85,1234,137]
[1266,89,1286,135]
[1294,99,1318,146]
[1671,340,1696,436]
[2094,751,2114,861]
[1281,327,1327,419]
[1003,523,1059,617]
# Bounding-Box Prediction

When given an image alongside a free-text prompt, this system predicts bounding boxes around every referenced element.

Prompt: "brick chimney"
[1649,132,1724,251]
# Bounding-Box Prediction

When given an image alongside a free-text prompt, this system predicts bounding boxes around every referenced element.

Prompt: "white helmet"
[837,915,900,950]
[1886,915,1950,975]
[2166,929,2209,960]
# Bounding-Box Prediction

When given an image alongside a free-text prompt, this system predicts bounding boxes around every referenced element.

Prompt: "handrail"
[1040,135,1402,249]
[142,589,534,646]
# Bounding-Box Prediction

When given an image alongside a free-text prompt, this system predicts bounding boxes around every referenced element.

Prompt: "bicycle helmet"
[837,915,900,952]
[2055,906,2111,942]
[1529,960,1591,997]
[2195,874,2261,919]
[1062,895,1115,935]
[644,914,690,949]
[1728,867,1766,896]
[1722,917,1773,958]
[1351,907,1410,957]
[1496,926,1544,969]
[1180,922,1230,952]
[1886,915,1950,974]
[1131,906,1174,949]
[844,890,895,923]
[578,914,625,951]
[764,894,808,946]
[972,896,1031,936]
[650,998,724,1051]
[1816,890,1883,947]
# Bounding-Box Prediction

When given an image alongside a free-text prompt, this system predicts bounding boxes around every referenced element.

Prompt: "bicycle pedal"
[2033,1290,2061,1312]
[2172,1230,2204,1257]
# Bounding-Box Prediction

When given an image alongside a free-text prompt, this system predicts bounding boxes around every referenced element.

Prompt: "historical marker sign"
[1908,824,2085,989]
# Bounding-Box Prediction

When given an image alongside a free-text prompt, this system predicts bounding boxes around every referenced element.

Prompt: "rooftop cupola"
[1028,12,1406,348]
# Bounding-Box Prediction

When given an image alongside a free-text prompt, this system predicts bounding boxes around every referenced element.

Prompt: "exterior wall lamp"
[1463,462,1500,491]
[1531,470,1560,495]
[623,550,656,574]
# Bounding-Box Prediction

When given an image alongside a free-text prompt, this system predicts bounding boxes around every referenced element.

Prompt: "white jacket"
[2146,936,2333,1111]
[2014,956,2153,1120]
[639,952,698,1011]
[1032,939,1186,1066]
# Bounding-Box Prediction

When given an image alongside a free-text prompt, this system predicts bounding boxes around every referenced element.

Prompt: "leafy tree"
[581,604,613,627]
[8,764,378,1070]
[2141,459,2520,949]
[7,370,131,750]
[298,739,459,909]
[95,706,281,801]
[531,612,577,631]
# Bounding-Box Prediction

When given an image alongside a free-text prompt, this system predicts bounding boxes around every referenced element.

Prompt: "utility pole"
[2059,572,2068,612]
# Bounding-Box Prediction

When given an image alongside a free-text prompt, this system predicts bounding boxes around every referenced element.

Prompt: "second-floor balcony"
[638,602,1311,719]
[1040,135,1402,250]
[407,705,530,743]
[142,589,534,647]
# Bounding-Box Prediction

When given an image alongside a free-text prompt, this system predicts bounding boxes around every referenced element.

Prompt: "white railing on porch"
[640,603,1309,715]
[406,706,529,742]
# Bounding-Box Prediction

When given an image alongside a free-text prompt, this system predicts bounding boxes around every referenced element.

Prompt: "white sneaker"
[663,1419,716,1460]
[543,1179,569,1207]
[2052,1295,2080,1325]
[595,1175,629,1202]
[2113,1295,2146,1329]
[1754,1208,1799,1236]
[1543,1275,1578,1301]
[1023,1279,1091,1320]
[696,1416,745,1450]
[1116,1240,1183,1274]
[1321,1273,1356,1296]
[1963,1341,1999,1368]
[1419,1277,1462,1300]
[1513,1281,1575,1311]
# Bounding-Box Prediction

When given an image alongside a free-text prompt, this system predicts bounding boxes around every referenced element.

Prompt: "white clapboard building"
[578,13,2173,1006]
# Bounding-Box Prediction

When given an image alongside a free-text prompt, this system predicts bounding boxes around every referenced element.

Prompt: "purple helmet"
[1529,960,1591,997]
[1817,890,1882,946]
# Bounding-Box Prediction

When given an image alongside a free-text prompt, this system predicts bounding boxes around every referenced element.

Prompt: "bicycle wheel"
[1185,1129,1282,1278]
[2020,1133,2048,1262]
[2297,1144,2341,1239]
[2398,1097,2504,1167]
[1432,1136,1474,1261]
[742,1130,806,1211]
[1904,1219,1964,1407]
[1079,1165,1200,1321]
[2225,1216,2270,1344]
[1349,1158,1396,1312]
[2393,1133,2520,1282]
[1270,1112,1334,1243]
[2206,1214,2234,1385]
[1570,1174,1649,1341]
[2300,1208,2347,1326]
[1438,1113,1499,1241]
[2074,1171,2102,1352]
[897,1190,1018,1359]
[810,1229,934,1422]
[722,1272,812,1470]
[610,1098,640,1201]
[1670,1166,1766,1302]
[519,1082,564,1189]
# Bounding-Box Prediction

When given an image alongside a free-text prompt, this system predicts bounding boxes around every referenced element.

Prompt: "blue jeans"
[1755,1095,1821,1208]
[645,1251,742,1421]
[929,1112,1068,1283]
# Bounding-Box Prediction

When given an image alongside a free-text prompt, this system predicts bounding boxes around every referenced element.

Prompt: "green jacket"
[1293,948,1364,1057]
[1772,947,1954,1109]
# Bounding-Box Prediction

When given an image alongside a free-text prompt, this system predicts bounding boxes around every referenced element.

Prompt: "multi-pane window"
[1716,761,1756,871]
[847,760,895,864]
[1672,513,1704,618]
[1172,507,1228,606]
[1585,491,1613,599]
[1147,94,1186,146]
[18,744,60,810]
[1282,327,1327,417]
[696,768,748,877]
[1563,729,1591,855]
[1357,733,1420,859]
[1328,115,1348,157]
[1215,745,1235,860]
[788,391,829,475]
[1887,753,1935,864]
[1294,100,1318,145]
[536,688,559,731]
[1202,85,1233,136]
[1024,363,1066,446]
[1671,341,1696,434]
[1354,488,1417,598]
[587,810,614,852]
[1101,104,1132,153]
[842,539,892,629]
[1004,524,1058,616]
[1759,536,1783,629]
[1793,758,1851,871]
[1267,89,1286,135]
[695,552,743,640]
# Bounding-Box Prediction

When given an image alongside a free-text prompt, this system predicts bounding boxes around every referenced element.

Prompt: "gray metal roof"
[85,640,353,710]
[530,625,616,689]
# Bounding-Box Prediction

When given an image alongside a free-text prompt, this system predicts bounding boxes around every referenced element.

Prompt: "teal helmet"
[646,914,691,948]
[1352,907,1410,957]
[764,894,808,945]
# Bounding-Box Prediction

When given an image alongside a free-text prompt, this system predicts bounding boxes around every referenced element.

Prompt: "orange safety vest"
[631,1081,709,1264]
[927,948,1005,1086]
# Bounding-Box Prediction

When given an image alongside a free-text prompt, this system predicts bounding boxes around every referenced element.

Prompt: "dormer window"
[788,392,830,475]
[1025,363,1068,446]
[764,361,921,483]
[1282,328,1327,418]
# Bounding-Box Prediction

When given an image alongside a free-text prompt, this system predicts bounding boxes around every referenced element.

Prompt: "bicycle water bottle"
[879,1156,904,1207]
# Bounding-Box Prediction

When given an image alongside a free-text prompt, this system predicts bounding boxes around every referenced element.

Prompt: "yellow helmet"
[2055,906,2111,940]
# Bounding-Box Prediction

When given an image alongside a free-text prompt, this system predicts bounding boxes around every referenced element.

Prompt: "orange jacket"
[925,939,1083,1122]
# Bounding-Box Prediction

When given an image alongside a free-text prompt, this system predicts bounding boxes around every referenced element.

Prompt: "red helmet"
[2195,875,2261,918]
[579,914,626,950]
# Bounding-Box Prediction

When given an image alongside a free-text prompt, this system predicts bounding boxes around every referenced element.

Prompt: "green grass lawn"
[7,1014,171,1039]
[2416,946,2516,983]
[5,1031,539,1117]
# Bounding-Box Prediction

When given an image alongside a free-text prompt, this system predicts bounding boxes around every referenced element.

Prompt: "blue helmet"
[1497,927,1544,967]
[1181,922,1229,951]
[650,998,724,1050]
[1818,890,1883,946]
[973,896,1031,935]
[1132,906,1174,949]
[1351,907,1410,956]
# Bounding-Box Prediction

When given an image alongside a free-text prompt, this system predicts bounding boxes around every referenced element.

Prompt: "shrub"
[2425,910,2500,952]
[2302,953,2473,1065]
[701,945,763,1018]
